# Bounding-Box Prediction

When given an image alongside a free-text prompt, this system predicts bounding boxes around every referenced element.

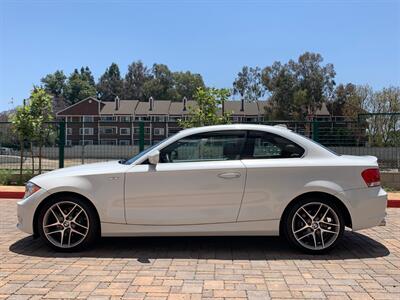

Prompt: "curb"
[0,191,25,199]
[388,200,400,208]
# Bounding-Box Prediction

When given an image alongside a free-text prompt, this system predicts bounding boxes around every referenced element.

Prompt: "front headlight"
[24,182,41,198]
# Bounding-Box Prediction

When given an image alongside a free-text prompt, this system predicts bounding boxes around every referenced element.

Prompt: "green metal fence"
[0,118,398,183]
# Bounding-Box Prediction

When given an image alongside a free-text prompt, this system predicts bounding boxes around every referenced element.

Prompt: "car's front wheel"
[37,196,99,251]
[283,198,345,254]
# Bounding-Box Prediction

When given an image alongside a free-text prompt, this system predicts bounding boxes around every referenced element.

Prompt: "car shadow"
[9,231,390,261]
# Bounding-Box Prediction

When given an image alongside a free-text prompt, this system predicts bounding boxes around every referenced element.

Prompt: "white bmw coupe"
[17,124,387,253]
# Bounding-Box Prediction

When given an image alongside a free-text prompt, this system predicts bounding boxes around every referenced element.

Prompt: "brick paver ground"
[0,200,399,300]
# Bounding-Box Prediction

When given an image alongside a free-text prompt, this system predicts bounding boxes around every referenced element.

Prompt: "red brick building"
[56,96,269,146]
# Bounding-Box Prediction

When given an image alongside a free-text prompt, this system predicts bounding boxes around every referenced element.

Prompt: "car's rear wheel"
[37,196,99,251]
[283,198,345,254]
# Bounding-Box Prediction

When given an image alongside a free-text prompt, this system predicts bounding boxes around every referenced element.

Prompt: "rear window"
[243,131,305,159]
[291,132,339,156]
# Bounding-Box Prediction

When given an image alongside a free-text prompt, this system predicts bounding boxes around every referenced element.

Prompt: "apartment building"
[56,96,269,146]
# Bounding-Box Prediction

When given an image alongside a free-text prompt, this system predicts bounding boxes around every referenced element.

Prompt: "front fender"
[31,175,125,224]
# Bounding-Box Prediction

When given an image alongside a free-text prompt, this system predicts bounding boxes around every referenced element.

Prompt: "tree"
[41,70,67,98]
[40,70,67,111]
[364,86,400,146]
[233,66,264,101]
[29,87,53,174]
[11,102,33,182]
[141,64,206,101]
[123,60,152,100]
[97,63,123,101]
[172,71,205,101]
[328,83,358,116]
[289,52,336,115]
[79,66,96,86]
[64,67,96,104]
[179,87,231,128]
[143,64,175,100]
[262,62,297,119]
[341,85,372,119]
[332,84,400,146]
[262,52,336,120]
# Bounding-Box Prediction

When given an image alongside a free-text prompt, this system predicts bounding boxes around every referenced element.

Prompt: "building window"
[245,117,257,122]
[154,128,165,136]
[133,127,150,134]
[169,116,180,121]
[152,116,166,122]
[119,140,130,145]
[100,127,117,134]
[79,128,94,135]
[100,139,117,145]
[66,128,72,135]
[232,116,241,122]
[82,116,95,122]
[100,116,116,122]
[120,128,130,135]
[119,116,131,122]
[79,140,93,145]
[65,140,72,146]
[66,116,73,122]
[168,128,181,135]
[135,116,150,121]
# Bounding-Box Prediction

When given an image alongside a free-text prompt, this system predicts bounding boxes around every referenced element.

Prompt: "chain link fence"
[0,117,398,184]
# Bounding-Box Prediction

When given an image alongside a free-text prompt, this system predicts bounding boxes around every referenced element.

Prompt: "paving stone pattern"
[0,200,399,299]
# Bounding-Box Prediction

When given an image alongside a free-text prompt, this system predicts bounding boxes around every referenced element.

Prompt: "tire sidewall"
[284,198,345,254]
[37,196,99,251]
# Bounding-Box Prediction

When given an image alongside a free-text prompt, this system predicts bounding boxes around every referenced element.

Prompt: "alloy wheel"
[291,202,340,251]
[42,201,90,248]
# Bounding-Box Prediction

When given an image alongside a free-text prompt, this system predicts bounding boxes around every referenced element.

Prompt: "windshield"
[123,135,175,164]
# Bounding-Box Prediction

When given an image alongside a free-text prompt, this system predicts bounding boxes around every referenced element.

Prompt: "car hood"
[31,160,130,184]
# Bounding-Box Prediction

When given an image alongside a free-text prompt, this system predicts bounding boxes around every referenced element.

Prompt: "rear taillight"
[361,168,381,187]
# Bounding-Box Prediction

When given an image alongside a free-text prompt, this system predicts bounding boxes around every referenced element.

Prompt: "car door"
[124,130,247,225]
[238,130,306,222]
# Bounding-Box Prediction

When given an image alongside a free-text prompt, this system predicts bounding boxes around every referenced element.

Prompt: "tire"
[283,197,345,254]
[37,195,99,251]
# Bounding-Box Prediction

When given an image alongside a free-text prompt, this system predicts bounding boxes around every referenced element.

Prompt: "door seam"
[236,160,247,222]
[123,172,128,224]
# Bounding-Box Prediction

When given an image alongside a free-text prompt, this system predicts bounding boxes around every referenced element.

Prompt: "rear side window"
[243,131,305,159]
[160,130,246,163]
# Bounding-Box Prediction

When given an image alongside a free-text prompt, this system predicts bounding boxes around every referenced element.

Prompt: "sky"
[0,0,399,111]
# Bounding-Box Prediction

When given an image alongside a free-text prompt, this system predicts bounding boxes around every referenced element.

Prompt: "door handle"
[218,172,241,179]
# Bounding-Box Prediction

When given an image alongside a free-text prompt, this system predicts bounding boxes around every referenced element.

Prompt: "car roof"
[178,124,290,135]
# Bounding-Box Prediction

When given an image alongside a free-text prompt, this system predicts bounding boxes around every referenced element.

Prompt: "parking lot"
[0,200,399,300]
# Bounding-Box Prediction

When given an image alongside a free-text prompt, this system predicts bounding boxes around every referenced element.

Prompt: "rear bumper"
[339,187,387,231]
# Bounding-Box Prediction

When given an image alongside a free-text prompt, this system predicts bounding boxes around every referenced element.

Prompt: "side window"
[160,131,246,163]
[245,131,304,159]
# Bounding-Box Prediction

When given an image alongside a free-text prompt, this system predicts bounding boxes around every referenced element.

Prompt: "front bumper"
[17,188,50,234]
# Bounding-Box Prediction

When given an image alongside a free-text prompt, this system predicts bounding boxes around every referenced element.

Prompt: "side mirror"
[148,150,160,165]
